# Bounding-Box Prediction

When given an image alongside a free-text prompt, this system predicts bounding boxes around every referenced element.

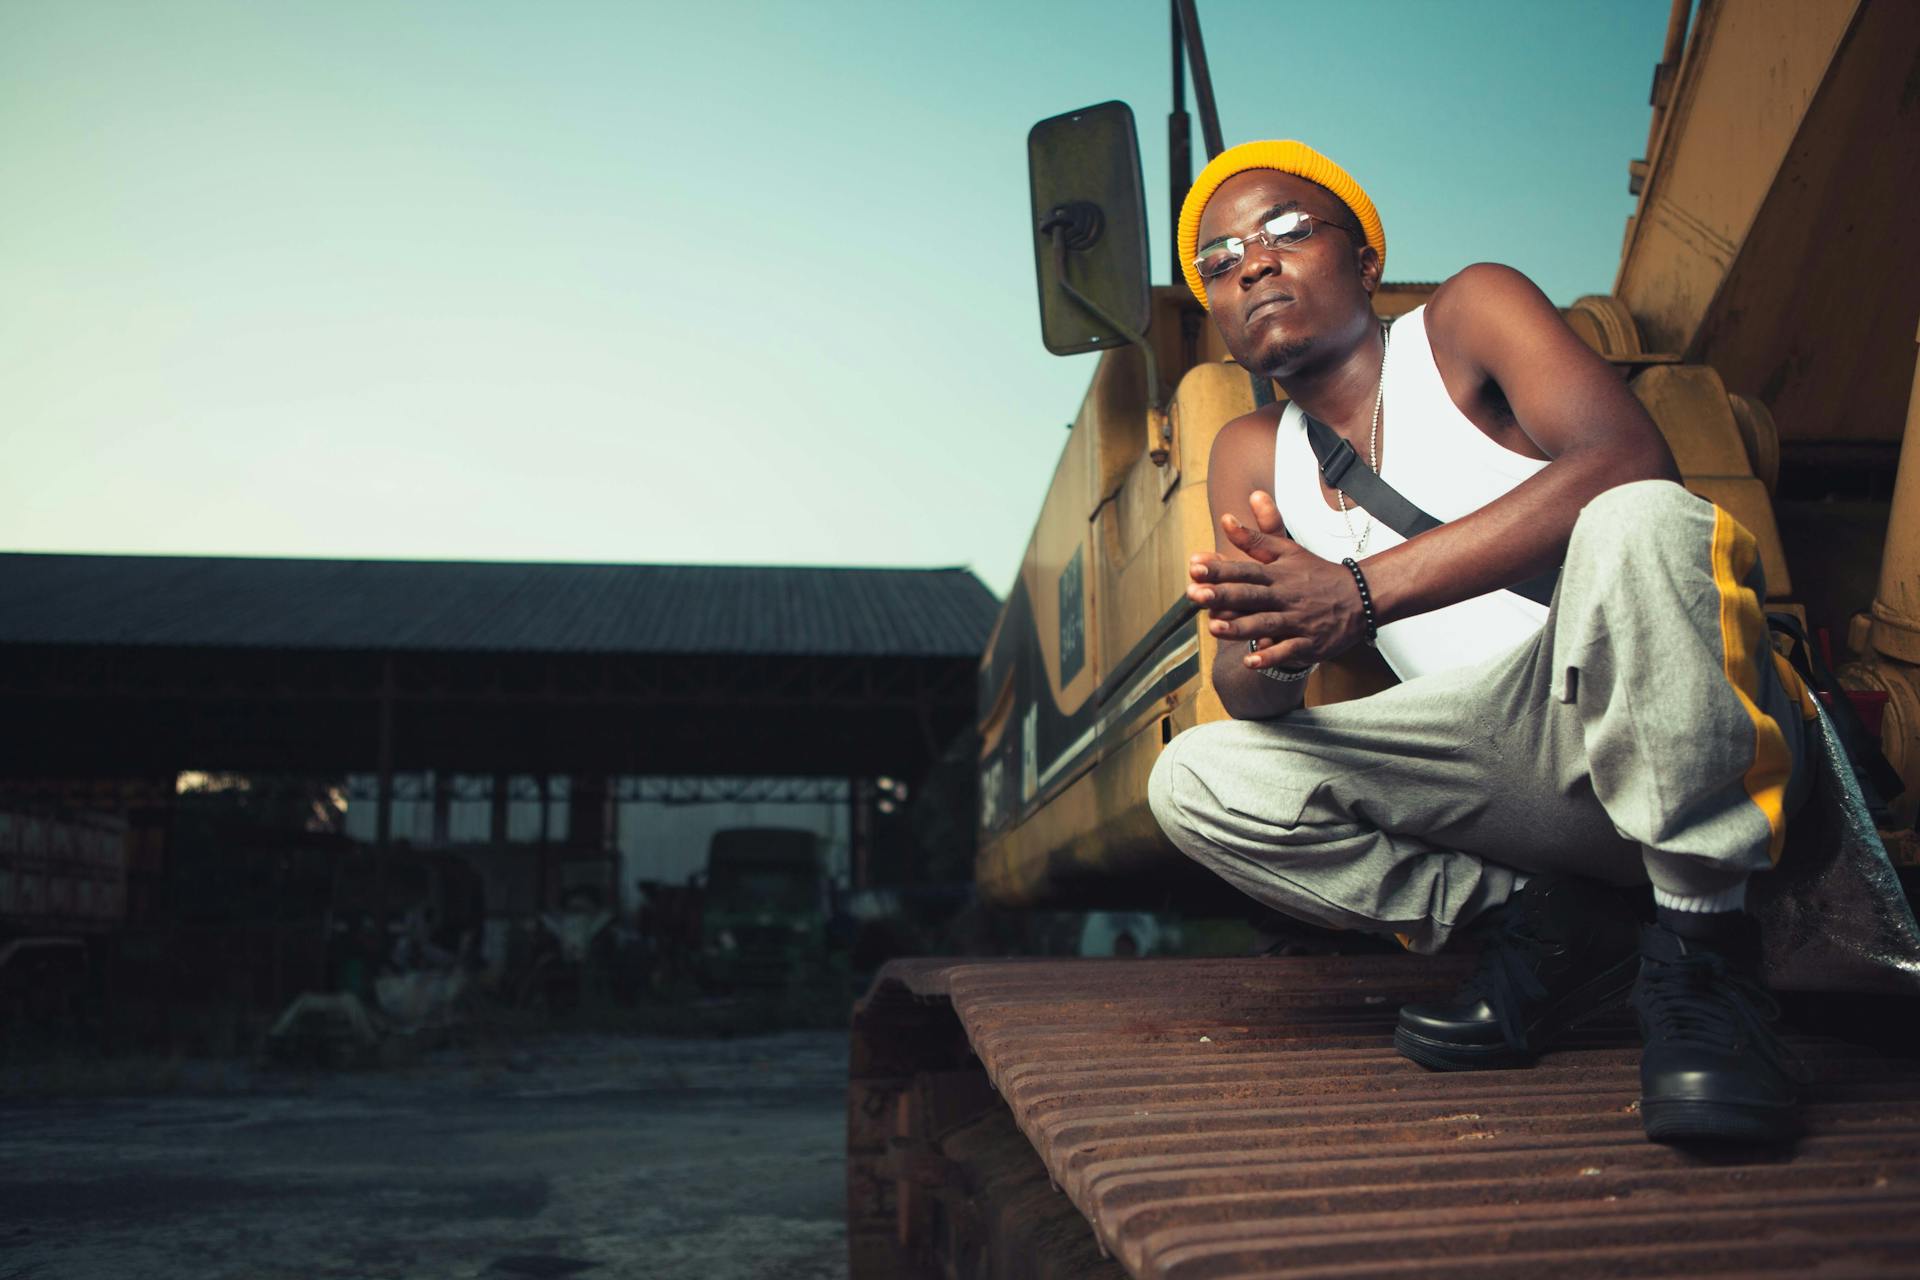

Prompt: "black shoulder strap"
[1302,411,1560,608]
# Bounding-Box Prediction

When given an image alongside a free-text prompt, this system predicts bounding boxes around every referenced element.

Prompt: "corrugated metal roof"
[883,956,1920,1279]
[0,552,998,657]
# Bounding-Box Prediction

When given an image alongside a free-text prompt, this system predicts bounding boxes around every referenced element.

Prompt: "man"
[1146,140,1816,1144]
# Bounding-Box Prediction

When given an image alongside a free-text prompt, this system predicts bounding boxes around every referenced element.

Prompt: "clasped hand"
[1185,490,1365,671]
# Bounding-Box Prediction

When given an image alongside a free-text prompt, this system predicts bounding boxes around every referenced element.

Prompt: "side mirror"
[1028,101,1151,358]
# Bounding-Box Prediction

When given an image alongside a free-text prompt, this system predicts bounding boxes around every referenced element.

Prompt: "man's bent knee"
[1147,721,1255,858]
[1576,478,1699,538]
[1567,479,1709,574]
[1147,725,1203,849]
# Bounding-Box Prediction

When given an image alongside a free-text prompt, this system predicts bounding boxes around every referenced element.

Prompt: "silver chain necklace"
[1337,320,1390,555]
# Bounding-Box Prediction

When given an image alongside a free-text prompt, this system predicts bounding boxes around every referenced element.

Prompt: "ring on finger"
[1248,639,1316,683]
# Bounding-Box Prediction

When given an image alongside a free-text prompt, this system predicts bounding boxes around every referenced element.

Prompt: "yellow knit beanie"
[1177,140,1386,309]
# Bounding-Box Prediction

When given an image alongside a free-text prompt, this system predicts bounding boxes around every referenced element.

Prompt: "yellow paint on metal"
[1843,322,1920,826]
[1616,0,1859,355]
[1565,295,1645,360]
[1027,398,1097,716]
[1630,363,1794,599]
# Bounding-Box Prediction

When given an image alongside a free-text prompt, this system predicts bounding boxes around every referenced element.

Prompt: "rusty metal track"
[869,955,1920,1279]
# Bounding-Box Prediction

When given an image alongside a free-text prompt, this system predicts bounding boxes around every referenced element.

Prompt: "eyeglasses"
[1193,210,1359,281]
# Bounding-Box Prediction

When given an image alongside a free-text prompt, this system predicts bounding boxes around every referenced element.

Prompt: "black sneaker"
[1395,875,1642,1071]
[1633,923,1802,1143]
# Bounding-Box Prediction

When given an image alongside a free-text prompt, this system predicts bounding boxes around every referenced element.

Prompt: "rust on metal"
[856,955,1920,1279]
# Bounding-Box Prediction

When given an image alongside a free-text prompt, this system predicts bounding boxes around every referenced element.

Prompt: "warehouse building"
[0,552,995,1006]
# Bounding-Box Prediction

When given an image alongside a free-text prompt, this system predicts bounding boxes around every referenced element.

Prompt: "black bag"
[1750,701,1920,995]
[1766,612,1903,822]
[1747,612,1920,994]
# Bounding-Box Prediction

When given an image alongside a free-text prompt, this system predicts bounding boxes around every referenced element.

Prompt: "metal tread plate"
[932,955,1920,1279]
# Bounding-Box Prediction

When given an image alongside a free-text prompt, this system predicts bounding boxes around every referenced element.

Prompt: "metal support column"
[849,776,873,891]
[374,655,394,927]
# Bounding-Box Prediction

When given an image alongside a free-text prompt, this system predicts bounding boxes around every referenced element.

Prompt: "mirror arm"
[1051,233,1172,465]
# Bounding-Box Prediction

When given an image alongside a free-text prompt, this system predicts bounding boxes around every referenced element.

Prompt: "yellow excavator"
[979,0,1919,914]
[851,3,1920,1276]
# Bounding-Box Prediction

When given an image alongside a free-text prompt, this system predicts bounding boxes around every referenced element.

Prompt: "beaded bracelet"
[1340,557,1378,645]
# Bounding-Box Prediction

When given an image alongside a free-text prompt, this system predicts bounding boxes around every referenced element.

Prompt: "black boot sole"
[1394,950,1641,1072]
[1641,1096,1799,1144]
[1392,1026,1533,1071]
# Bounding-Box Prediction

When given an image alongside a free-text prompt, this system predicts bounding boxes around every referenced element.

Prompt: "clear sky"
[1,0,1673,598]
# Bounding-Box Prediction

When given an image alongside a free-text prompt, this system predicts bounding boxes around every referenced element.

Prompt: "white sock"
[1653,880,1748,914]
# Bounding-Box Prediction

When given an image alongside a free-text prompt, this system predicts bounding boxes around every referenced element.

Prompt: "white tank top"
[1274,305,1550,682]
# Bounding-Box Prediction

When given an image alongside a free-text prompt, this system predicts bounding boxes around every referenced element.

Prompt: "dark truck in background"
[700,826,835,991]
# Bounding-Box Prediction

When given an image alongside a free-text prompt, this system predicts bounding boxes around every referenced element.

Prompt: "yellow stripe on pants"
[1710,506,1793,864]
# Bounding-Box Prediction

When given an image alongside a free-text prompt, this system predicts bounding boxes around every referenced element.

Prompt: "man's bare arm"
[1200,409,1307,720]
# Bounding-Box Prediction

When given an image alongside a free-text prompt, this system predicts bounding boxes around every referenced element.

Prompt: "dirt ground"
[0,1030,850,1280]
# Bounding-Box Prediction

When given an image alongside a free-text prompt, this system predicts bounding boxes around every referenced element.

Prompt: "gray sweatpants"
[1148,480,1813,953]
